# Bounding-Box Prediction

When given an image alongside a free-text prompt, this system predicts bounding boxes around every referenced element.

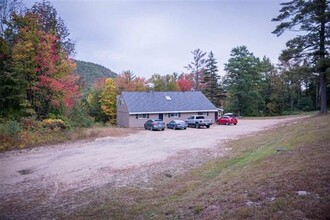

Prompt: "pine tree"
[272,0,330,113]
[185,49,207,91]
[203,51,221,106]
[260,57,284,115]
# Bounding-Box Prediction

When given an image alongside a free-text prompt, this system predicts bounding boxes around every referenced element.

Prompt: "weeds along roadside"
[0,117,137,152]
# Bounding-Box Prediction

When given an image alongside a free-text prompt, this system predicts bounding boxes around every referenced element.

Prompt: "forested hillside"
[74,60,117,87]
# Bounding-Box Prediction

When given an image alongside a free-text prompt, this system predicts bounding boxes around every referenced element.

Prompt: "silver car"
[144,119,165,131]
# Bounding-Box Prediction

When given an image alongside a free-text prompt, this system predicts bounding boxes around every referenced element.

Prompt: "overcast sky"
[25,0,295,78]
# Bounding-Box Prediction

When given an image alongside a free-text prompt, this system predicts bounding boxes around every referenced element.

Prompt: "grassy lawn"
[67,114,330,219]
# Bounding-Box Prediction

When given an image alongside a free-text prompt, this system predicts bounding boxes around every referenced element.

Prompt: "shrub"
[0,120,22,136]
[41,119,66,130]
[20,117,40,130]
[67,104,94,128]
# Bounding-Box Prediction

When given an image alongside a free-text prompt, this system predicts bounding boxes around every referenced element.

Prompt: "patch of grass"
[74,127,138,140]
[64,114,330,219]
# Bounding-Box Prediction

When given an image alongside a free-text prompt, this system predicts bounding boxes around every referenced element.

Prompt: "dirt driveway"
[0,116,307,218]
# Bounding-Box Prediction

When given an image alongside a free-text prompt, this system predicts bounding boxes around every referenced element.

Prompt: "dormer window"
[165,95,171,100]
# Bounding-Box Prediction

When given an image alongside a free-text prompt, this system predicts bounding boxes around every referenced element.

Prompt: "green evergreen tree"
[203,51,221,106]
[272,0,330,113]
[260,57,284,115]
[224,46,264,116]
[0,36,25,117]
[278,57,314,112]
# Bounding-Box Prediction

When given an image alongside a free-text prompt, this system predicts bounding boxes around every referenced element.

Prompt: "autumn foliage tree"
[115,70,147,93]
[177,73,192,91]
[31,0,75,56]
[100,78,117,124]
[10,12,43,117]
[1,1,79,119]
[86,78,107,122]
[35,33,79,117]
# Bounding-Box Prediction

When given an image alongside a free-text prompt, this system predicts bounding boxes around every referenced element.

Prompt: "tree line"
[0,0,329,130]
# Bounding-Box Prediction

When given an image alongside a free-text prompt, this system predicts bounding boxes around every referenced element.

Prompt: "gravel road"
[0,116,307,218]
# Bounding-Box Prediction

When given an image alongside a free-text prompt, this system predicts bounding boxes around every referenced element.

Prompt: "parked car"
[144,119,165,131]
[186,115,212,128]
[217,114,238,125]
[166,120,188,130]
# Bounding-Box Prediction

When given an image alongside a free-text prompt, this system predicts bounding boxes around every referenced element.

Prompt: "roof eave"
[129,109,218,115]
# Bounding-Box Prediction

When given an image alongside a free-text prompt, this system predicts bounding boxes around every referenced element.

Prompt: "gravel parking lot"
[0,116,308,218]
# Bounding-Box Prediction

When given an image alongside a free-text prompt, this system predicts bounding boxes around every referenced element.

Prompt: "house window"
[168,113,180,118]
[198,112,209,116]
[171,113,178,118]
[137,114,148,119]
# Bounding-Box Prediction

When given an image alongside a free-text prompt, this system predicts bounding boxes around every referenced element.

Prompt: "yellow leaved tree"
[99,78,117,124]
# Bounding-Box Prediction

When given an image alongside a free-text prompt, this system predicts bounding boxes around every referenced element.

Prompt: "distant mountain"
[74,60,117,87]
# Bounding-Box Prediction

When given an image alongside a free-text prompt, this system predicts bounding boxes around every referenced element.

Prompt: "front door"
[159,114,163,120]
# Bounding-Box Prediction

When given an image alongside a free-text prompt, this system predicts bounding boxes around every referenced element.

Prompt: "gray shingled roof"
[121,91,218,114]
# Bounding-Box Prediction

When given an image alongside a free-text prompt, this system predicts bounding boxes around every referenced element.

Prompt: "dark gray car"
[144,119,165,131]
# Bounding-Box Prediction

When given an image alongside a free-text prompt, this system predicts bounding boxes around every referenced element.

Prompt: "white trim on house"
[129,110,218,115]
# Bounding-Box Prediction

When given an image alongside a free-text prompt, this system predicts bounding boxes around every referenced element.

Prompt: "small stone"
[276,147,286,152]
[164,173,172,178]
[267,196,276,202]
[246,200,260,207]
[17,169,33,175]
[297,191,309,196]
[246,201,255,206]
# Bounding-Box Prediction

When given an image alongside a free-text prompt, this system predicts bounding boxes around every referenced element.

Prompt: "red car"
[217,114,238,125]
